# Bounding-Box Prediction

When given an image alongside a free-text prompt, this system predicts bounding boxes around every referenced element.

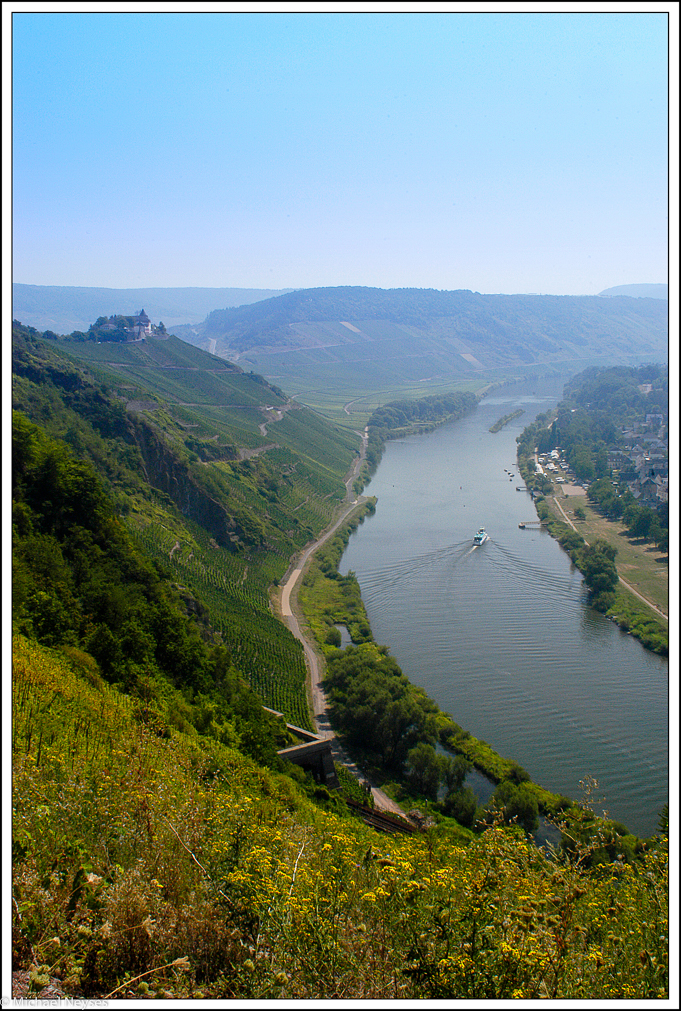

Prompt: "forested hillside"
[200,286,668,351]
[174,286,667,414]
[200,285,666,362]
[12,325,669,1000]
[12,323,358,729]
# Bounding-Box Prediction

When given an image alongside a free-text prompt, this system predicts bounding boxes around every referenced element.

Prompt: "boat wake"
[346,539,473,594]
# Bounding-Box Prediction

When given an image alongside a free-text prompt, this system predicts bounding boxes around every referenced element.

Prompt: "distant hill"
[598,284,668,299]
[12,284,296,334]
[181,286,668,404]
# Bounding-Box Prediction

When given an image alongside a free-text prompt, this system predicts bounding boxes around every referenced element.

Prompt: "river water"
[340,377,668,838]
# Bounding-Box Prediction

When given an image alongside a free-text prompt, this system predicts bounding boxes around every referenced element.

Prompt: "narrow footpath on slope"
[274,429,410,820]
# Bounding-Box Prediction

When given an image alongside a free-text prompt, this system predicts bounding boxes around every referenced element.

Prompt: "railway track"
[346,799,418,835]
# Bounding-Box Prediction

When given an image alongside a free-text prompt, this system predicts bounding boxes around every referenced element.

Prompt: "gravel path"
[276,430,410,820]
[552,495,668,621]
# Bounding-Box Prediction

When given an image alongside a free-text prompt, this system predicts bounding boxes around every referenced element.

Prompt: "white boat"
[473,528,489,545]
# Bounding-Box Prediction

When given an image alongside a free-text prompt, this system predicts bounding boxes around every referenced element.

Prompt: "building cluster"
[617,416,669,505]
[535,449,570,484]
[535,420,668,506]
[93,310,163,340]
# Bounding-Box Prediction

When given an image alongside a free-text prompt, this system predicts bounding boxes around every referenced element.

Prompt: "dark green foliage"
[578,540,619,603]
[370,390,478,433]
[442,786,478,827]
[12,412,284,766]
[561,817,643,867]
[405,743,445,801]
[488,781,539,833]
[604,597,668,656]
[324,645,438,769]
[558,528,586,558]
[325,626,342,647]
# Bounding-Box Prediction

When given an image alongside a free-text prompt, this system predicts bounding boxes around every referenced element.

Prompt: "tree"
[442,786,478,827]
[489,781,539,833]
[441,754,471,793]
[594,445,609,479]
[629,507,653,540]
[406,742,442,800]
[325,626,342,648]
[571,446,594,481]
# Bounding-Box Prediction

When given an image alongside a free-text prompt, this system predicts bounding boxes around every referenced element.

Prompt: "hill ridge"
[12,283,296,333]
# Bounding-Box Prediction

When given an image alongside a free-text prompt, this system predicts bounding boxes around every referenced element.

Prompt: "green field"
[547,488,668,617]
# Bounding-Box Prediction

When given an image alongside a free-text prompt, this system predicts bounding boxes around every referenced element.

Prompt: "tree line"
[360,389,478,484]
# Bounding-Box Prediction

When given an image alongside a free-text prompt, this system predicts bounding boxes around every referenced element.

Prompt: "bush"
[442,786,478,827]
[488,781,539,833]
[325,626,342,647]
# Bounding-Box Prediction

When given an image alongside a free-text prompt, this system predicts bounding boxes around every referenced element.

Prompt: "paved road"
[280,497,368,727]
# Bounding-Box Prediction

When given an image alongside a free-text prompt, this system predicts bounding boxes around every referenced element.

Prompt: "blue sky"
[9,7,672,295]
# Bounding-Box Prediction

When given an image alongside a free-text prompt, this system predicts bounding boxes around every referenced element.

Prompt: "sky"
[7,3,675,296]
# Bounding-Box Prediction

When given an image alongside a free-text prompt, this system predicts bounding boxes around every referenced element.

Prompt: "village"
[534,412,668,509]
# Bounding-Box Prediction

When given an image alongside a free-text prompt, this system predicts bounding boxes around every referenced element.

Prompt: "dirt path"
[275,429,408,818]
[552,495,668,621]
[280,496,367,728]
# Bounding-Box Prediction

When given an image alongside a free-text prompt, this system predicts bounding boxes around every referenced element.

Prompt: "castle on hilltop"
[92,310,165,342]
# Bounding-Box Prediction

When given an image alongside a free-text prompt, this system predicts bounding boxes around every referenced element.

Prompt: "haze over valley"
[9,9,671,1002]
[13,282,668,417]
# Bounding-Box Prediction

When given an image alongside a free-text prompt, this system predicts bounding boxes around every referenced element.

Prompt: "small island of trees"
[489,408,524,433]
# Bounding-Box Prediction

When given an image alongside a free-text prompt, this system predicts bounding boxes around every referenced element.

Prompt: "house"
[131,310,153,337]
[654,475,668,504]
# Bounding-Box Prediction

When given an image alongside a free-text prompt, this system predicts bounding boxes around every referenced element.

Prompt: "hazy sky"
[9,6,672,295]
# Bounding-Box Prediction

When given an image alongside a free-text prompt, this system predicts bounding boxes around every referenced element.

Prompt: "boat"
[473,527,489,545]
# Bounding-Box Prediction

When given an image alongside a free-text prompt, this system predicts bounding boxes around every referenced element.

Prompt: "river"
[340,377,668,839]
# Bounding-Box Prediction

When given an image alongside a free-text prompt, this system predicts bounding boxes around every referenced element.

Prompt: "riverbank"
[274,379,665,843]
[292,500,620,837]
[271,447,575,827]
[516,451,668,656]
[271,428,410,818]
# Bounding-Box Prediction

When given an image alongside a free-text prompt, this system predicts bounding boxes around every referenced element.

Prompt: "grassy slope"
[12,635,669,1000]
